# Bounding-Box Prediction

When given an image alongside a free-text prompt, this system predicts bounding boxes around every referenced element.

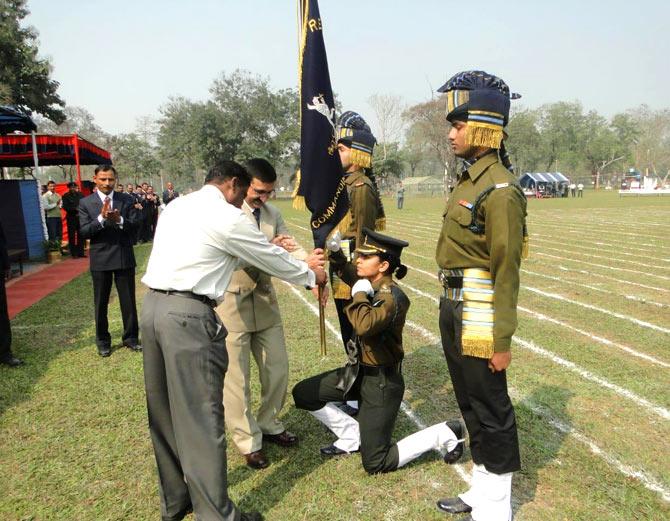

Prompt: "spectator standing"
[577,182,584,197]
[569,182,576,197]
[145,186,161,239]
[396,185,405,209]
[162,181,179,205]
[42,180,62,244]
[78,165,142,357]
[0,221,23,367]
[61,182,85,258]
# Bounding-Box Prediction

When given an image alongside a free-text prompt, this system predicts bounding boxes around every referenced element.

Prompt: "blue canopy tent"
[0,106,46,260]
[519,172,570,197]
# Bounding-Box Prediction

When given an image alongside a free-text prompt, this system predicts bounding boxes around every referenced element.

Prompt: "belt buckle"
[438,270,450,289]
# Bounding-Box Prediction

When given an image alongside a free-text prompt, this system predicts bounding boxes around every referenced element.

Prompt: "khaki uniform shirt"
[331,170,379,299]
[218,202,307,333]
[340,170,378,247]
[345,275,409,366]
[435,153,526,353]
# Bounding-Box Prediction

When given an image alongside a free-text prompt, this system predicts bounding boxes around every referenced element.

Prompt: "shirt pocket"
[445,205,473,240]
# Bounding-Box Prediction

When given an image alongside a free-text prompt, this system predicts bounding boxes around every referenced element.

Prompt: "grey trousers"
[141,290,241,521]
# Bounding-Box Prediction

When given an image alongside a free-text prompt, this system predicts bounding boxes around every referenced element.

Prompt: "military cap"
[437,70,521,149]
[356,227,408,259]
[336,111,376,168]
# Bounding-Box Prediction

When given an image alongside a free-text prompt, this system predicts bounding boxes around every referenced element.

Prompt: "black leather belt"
[361,362,402,376]
[151,288,216,308]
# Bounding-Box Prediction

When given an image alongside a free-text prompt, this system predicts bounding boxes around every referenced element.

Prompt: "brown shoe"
[244,450,269,469]
[262,430,298,447]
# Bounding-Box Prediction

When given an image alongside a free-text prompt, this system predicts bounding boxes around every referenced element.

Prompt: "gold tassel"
[522,235,530,260]
[293,195,306,211]
[461,338,495,359]
[349,148,372,168]
[291,169,306,210]
[375,217,386,231]
[466,124,503,149]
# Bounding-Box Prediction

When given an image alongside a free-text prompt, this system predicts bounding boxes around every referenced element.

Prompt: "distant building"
[401,176,444,196]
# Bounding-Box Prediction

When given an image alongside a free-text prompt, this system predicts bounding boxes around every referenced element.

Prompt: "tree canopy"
[0,0,65,123]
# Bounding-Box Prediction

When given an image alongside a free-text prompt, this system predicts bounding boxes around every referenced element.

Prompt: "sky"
[26,0,670,136]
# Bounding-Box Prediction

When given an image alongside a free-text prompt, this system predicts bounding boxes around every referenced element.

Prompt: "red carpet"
[6,257,90,319]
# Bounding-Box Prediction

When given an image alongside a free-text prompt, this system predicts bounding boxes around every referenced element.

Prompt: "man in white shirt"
[140,160,326,521]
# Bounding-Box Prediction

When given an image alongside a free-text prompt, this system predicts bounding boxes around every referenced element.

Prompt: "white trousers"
[460,463,513,521]
[309,403,360,452]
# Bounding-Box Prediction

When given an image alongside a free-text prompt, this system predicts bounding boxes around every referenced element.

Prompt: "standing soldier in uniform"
[293,228,463,472]
[61,182,85,258]
[433,71,527,521]
[330,110,385,415]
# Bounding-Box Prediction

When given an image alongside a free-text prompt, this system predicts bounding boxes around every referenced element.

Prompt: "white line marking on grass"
[535,252,670,281]
[405,320,670,501]
[398,279,670,369]
[513,337,670,421]
[511,393,670,503]
[282,282,470,484]
[531,236,670,263]
[556,265,669,294]
[526,221,669,242]
[530,238,670,269]
[521,269,668,308]
[524,286,670,334]
[517,306,670,369]
[533,245,670,271]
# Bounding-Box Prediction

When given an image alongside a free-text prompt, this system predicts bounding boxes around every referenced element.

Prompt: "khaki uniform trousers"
[224,323,289,454]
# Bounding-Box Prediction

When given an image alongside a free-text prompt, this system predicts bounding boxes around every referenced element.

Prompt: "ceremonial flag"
[294,0,348,248]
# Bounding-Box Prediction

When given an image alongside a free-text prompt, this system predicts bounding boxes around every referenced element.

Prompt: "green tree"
[0,0,65,123]
[111,133,159,185]
[506,107,543,174]
[157,70,300,183]
[403,98,457,187]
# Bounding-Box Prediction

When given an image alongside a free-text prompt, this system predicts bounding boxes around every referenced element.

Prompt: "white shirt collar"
[97,189,114,203]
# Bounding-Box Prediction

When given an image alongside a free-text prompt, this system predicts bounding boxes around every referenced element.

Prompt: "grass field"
[1,191,669,520]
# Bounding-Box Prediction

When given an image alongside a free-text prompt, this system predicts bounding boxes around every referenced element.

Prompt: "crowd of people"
[2,70,528,521]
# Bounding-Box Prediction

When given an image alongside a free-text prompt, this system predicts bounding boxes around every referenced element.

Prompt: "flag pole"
[318,285,327,356]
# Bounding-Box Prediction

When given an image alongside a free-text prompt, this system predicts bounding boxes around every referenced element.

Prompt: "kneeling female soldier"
[292,228,463,474]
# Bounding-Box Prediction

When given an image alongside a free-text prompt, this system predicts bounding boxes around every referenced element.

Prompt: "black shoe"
[320,444,359,457]
[0,356,24,367]
[338,403,359,416]
[97,346,111,357]
[436,497,472,514]
[444,419,465,464]
[240,513,263,521]
[123,342,142,352]
[244,450,269,470]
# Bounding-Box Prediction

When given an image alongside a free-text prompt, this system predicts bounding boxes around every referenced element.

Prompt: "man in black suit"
[0,220,23,367]
[79,165,142,357]
[162,181,179,206]
[61,182,85,258]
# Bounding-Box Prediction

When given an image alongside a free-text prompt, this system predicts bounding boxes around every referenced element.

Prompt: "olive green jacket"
[435,152,527,352]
